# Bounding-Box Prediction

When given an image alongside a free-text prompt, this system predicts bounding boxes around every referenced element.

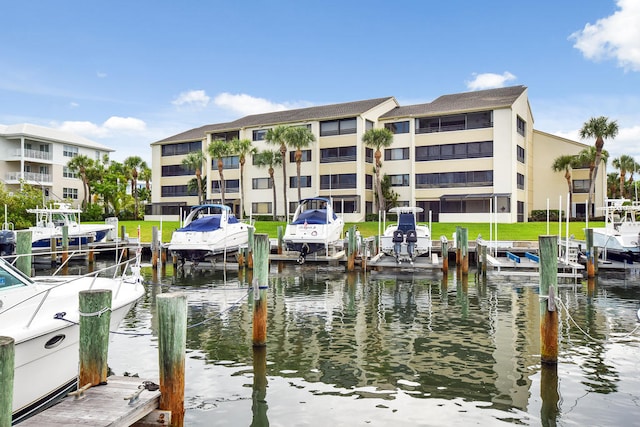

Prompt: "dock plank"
[20,376,160,427]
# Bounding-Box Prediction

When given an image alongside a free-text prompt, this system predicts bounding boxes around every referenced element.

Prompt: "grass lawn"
[111,219,604,244]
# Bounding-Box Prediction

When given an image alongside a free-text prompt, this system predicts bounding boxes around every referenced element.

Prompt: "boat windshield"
[0,259,30,289]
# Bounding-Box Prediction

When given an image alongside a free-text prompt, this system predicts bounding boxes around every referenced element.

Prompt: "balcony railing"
[13,149,53,161]
[5,172,52,183]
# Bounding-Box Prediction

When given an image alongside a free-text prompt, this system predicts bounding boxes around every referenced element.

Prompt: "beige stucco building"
[0,123,113,205]
[148,86,604,223]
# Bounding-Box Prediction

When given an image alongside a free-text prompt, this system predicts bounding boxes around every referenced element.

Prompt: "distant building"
[0,123,113,205]
[148,86,605,222]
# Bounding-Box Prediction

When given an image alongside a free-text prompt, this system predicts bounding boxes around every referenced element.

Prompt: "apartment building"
[0,123,113,204]
[149,86,603,223]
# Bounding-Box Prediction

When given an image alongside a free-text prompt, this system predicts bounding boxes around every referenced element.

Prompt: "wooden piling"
[252,233,269,347]
[539,235,558,365]
[441,238,449,273]
[247,227,255,269]
[585,228,595,278]
[157,293,187,427]
[50,236,57,266]
[16,230,32,277]
[152,226,159,269]
[540,364,559,425]
[61,225,69,265]
[78,289,112,388]
[481,243,487,279]
[460,227,469,274]
[455,226,461,265]
[251,346,268,426]
[0,336,15,427]
[277,226,283,255]
[346,226,356,272]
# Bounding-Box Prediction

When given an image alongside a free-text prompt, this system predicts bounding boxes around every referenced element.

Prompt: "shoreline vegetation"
[111,220,604,245]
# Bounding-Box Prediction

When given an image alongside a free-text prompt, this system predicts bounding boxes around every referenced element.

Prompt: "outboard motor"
[392,230,404,262]
[406,230,417,261]
[298,243,310,264]
[0,230,15,256]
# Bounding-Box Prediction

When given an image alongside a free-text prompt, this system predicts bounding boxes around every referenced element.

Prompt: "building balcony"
[5,172,52,185]
[11,148,53,162]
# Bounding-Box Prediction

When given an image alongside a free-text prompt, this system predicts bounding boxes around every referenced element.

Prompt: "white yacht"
[380,207,432,264]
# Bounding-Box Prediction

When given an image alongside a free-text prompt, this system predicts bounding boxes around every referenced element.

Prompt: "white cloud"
[466,72,517,90]
[213,92,291,116]
[172,90,210,108]
[69,102,79,108]
[53,116,147,139]
[570,0,640,71]
[97,72,107,78]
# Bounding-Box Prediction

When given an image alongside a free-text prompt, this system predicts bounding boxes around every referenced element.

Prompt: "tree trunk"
[269,168,276,221]
[218,158,225,205]
[280,144,287,218]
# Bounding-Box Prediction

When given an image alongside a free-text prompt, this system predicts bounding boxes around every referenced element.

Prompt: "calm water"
[75,261,640,426]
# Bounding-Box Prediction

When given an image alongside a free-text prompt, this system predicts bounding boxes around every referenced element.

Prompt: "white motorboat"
[592,198,640,263]
[167,204,253,264]
[26,203,114,249]
[283,197,344,263]
[0,252,145,424]
[380,207,432,264]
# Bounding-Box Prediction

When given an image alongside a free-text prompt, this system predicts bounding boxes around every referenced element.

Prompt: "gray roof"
[151,123,235,145]
[152,97,395,145]
[380,85,527,119]
[220,97,395,130]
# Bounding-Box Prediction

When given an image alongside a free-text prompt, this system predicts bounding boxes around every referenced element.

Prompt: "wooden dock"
[20,376,166,427]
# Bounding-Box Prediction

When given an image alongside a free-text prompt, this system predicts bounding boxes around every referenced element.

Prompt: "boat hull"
[168,227,250,262]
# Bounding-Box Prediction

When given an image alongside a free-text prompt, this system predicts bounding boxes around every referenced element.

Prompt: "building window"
[440,194,509,214]
[63,167,77,179]
[289,150,312,163]
[252,178,272,190]
[415,141,493,161]
[211,156,239,169]
[63,145,78,158]
[252,202,272,214]
[390,174,410,187]
[162,165,195,177]
[517,145,525,163]
[211,131,239,142]
[290,176,312,188]
[366,174,373,189]
[211,179,239,193]
[384,121,410,134]
[320,146,357,163]
[62,187,78,199]
[320,173,357,189]
[517,173,525,190]
[415,111,492,134]
[385,147,410,161]
[161,185,197,197]
[161,141,202,156]
[365,148,373,163]
[517,116,526,137]
[517,201,525,222]
[320,117,357,136]
[331,196,360,213]
[253,129,267,141]
[415,170,493,188]
[573,179,589,193]
[366,120,374,131]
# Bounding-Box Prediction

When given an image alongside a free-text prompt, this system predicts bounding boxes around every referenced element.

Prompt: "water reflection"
[97,263,640,426]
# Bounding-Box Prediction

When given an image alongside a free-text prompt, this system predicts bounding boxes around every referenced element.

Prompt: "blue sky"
[1,0,639,166]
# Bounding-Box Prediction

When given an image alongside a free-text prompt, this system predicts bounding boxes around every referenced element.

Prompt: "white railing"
[5,172,52,183]
[13,148,53,161]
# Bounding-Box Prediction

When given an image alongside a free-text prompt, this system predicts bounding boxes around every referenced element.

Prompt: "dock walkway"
[20,376,163,427]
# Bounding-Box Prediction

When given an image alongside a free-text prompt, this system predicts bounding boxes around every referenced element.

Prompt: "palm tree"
[207,139,231,205]
[579,116,619,216]
[231,138,256,218]
[265,125,290,216]
[285,126,316,203]
[576,146,609,216]
[362,127,394,213]
[607,172,620,199]
[611,154,636,199]
[253,150,283,220]
[123,156,148,219]
[66,154,95,208]
[551,154,578,218]
[182,150,205,204]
